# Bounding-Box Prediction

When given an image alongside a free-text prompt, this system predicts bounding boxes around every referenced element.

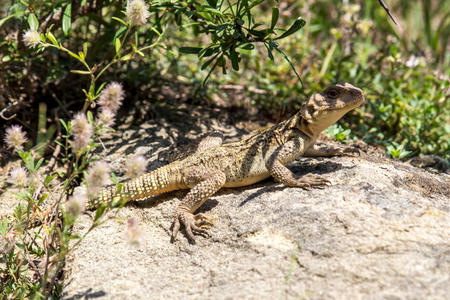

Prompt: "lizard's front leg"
[172,166,226,242]
[266,140,331,190]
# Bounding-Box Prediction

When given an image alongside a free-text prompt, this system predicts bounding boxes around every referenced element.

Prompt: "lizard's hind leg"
[172,166,226,242]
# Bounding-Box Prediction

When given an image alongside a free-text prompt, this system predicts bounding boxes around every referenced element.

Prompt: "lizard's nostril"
[350,88,363,97]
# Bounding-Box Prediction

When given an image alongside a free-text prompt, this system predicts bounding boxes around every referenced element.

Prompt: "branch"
[378,0,398,25]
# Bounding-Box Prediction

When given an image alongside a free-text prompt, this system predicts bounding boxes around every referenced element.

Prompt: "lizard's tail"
[89,164,185,210]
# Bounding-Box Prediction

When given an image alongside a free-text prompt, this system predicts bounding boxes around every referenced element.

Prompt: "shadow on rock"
[62,288,106,300]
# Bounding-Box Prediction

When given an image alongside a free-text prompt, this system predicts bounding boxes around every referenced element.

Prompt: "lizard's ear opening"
[300,100,314,122]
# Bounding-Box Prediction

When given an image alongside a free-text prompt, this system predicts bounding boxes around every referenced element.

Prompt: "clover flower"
[125,155,147,178]
[97,108,116,127]
[71,112,93,152]
[66,185,89,217]
[85,161,111,193]
[98,82,125,113]
[126,0,150,26]
[126,218,142,245]
[23,29,41,48]
[8,167,28,187]
[405,55,421,68]
[28,173,42,190]
[4,125,28,150]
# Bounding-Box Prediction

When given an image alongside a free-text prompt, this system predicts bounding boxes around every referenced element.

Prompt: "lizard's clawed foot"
[171,211,214,242]
[295,174,331,190]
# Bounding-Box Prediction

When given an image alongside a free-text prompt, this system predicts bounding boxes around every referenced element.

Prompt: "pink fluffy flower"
[71,112,93,152]
[97,108,116,127]
[97,82,125,113]
[4,125,28,150]
[126,0,150,26]
[23,29,41,48]
[125,155,147,178]
[85,161,111,192]
[8,167,28,187]
[126,218,142,245]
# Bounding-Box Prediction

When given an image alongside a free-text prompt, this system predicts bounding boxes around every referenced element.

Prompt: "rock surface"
[60,105,450,300]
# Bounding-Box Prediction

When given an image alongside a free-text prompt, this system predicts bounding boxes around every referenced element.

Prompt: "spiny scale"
[91,164,183,209]
[89,83,365,242]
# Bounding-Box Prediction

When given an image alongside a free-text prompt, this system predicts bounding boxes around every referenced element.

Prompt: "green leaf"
[67,50,81,60]
[202,7,225,17]
[62,3,72,36]
[83,42,88,57]
[247,28,269,38]
[46,32,59,46]
[95,82,107,97]
[28,13,39,31]
[268,39,278,49]
[270,7,279,29]
[35,158,44,170]
[37,193,48,205]
[274,17,306,40]
[60,119,69,132]
[112,17,127,26]
[198,46,219,58]
[265,44,274,61]
[114,25,128,40]
[87,111,94,125]
[229,49,240,71]
[78,51,85,60]
[70,70,91,75]
[111,195,126,208]
[179,47,202,54]
[111,173,119,185]
[44,174,57,187]
[94,205,106,222]
[120,53,133,61]
[115,38,121,56]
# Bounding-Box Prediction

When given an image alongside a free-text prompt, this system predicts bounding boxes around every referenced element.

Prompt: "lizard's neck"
[284,111,317,140]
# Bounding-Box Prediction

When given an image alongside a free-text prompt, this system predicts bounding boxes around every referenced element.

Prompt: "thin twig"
[378,0,398,25]
[0,105,17,120]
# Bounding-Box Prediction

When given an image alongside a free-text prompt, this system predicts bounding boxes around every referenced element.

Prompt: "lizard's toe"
[298,174,330,190]
[171,217,181,241]
[194,213,214,228]
[172,211,211,243]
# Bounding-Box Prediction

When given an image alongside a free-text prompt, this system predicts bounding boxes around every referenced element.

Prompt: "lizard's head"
[301,83,364,134]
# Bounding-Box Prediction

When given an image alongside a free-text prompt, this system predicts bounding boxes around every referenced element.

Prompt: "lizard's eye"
[326,88,339,99]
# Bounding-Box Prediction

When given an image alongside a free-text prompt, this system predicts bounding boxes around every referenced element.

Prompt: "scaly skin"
[95,83,365,242]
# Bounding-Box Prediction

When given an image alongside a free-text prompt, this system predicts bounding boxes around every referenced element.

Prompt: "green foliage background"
[0,0,449,158]
[0,1,449,298]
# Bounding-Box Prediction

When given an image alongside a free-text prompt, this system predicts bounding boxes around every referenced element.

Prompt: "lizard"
[94,83,365,242]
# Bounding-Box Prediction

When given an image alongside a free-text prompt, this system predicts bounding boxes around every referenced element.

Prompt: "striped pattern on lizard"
[94,83,365,242]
